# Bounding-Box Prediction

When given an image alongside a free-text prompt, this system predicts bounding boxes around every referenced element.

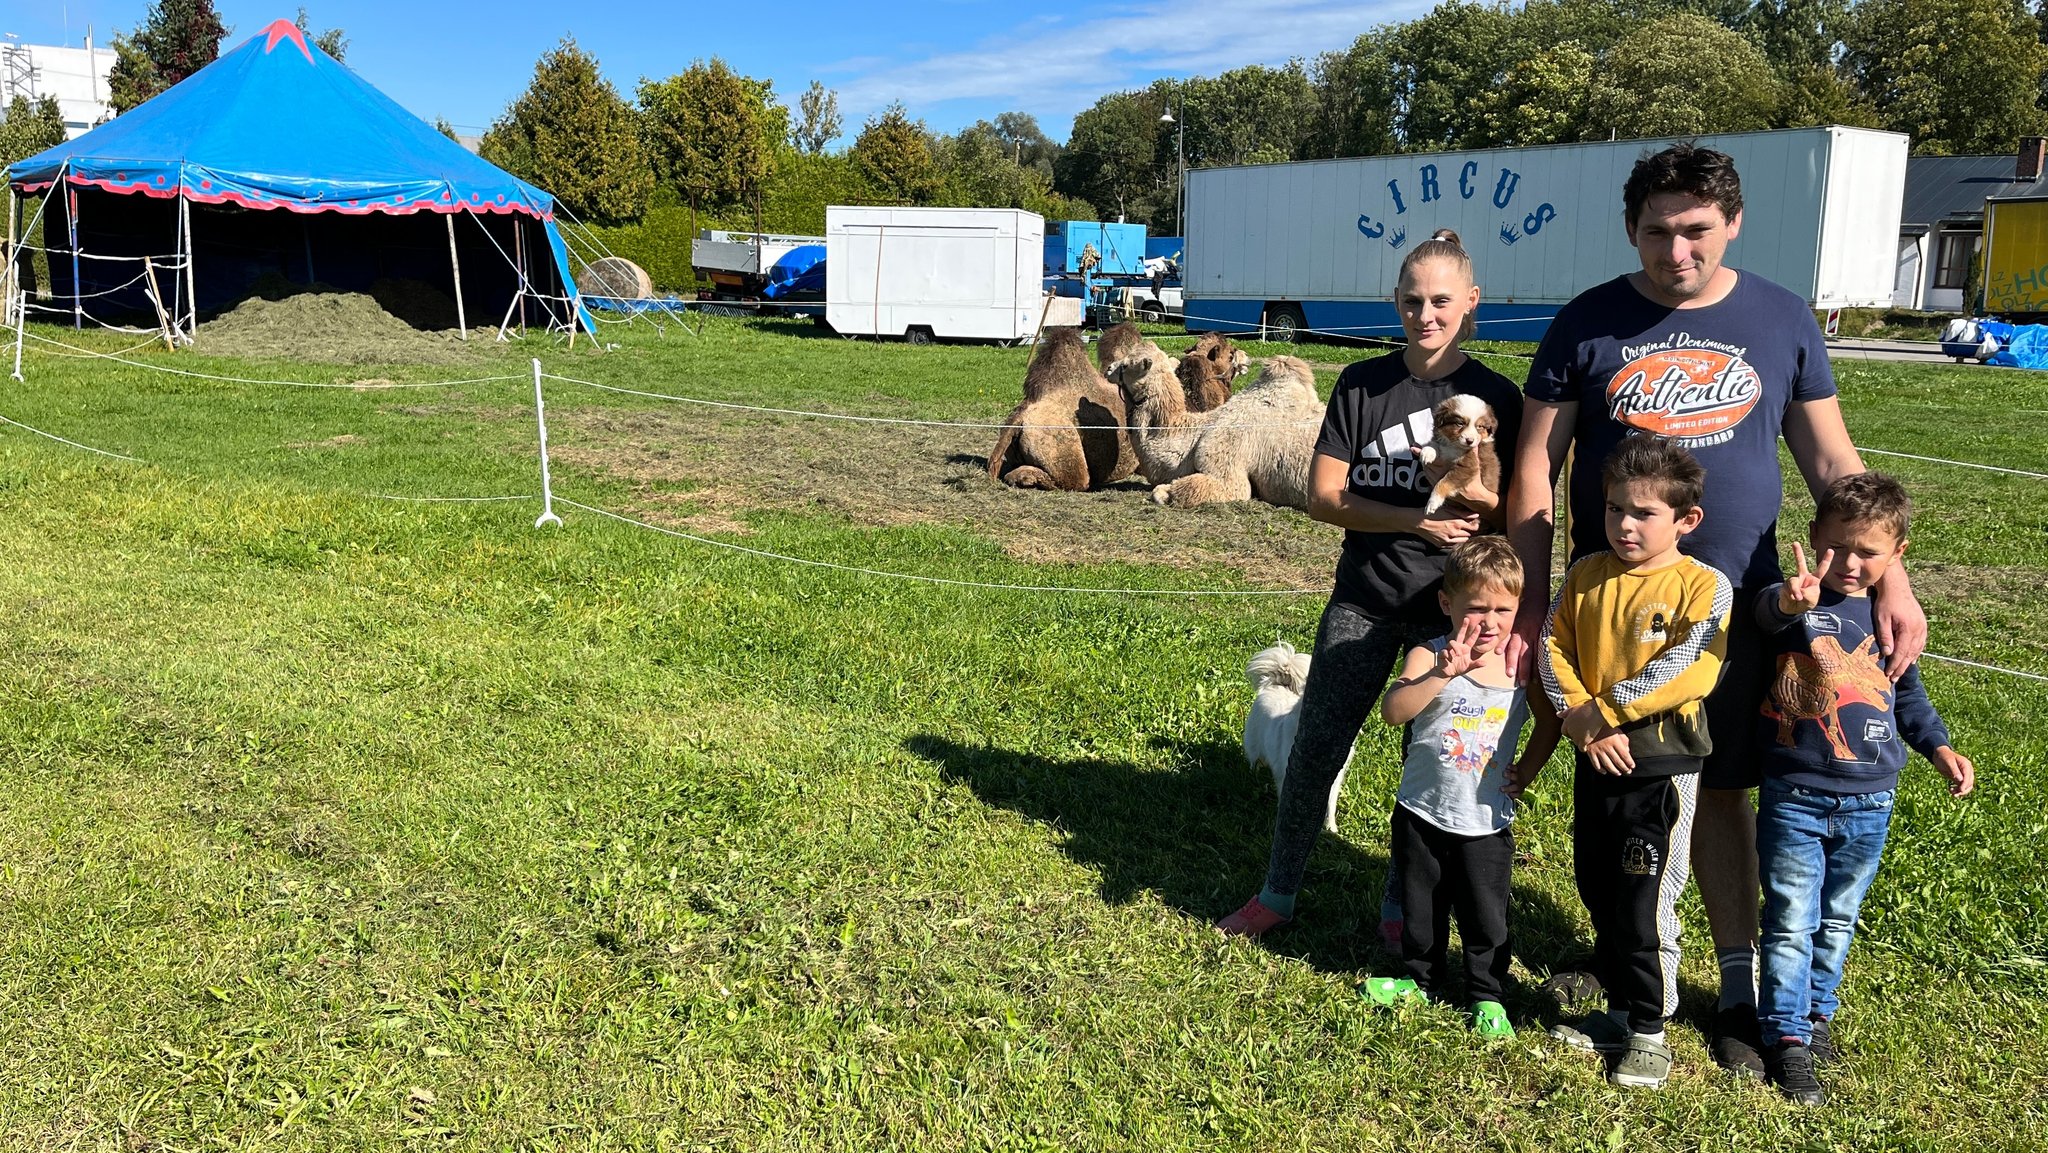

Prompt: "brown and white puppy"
[1413,393,1499,516]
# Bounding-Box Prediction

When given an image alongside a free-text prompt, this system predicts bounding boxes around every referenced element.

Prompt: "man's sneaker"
[1766,1041,1827,1106]
[1549,1011,1630,1054]
[1215,897,1290,938]
[1806,1016,1837,1066]
[1359,976,1426,1007]
[1472,1000,1515,1041]
[1609,1033,1674,1089]
[1710,1004,1767,1082]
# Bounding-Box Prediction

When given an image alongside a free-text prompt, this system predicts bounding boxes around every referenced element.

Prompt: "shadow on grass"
[906,731,1584,993]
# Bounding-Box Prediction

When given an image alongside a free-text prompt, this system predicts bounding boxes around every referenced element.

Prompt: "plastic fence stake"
[532,358,562,528]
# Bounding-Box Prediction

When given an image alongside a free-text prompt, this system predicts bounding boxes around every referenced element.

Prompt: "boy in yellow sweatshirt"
[1532,434,1732,1089]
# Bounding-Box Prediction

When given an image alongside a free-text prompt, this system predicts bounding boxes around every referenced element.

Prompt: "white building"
[1,36,118,139]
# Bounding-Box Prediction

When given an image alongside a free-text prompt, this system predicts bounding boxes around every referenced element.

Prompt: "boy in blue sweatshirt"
[1753,472,1974,1106]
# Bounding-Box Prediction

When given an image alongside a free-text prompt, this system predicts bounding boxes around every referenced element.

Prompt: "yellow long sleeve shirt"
[1539,552,1733,775]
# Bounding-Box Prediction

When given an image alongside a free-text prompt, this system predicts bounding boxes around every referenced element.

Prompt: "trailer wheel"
[906,326,935,346]
[1266,304,1306,343]
[1139,301,1165,324]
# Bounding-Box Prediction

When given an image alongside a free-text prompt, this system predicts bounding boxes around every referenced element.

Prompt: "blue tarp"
[762,244,825,300]
[8,18,592,333]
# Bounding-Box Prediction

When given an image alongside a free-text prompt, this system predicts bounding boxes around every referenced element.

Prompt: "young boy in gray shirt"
[1360,537,1559,1039]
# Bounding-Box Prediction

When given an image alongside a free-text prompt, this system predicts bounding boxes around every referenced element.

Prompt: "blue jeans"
[1757,779,1895,1046]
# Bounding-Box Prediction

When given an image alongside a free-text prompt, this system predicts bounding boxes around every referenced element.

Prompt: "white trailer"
[826,206,1081,342]
[1184,126,1909,342]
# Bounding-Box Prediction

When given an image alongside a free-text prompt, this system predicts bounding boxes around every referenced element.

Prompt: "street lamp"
[1159,102,1184,236]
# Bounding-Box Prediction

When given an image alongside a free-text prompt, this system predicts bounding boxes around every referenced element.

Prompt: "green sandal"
[1359,977,1426,1007]
[1472,1000,1515,1041]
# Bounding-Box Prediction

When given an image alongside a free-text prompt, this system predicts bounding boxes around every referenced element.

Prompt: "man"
[1505,143,1927,1080]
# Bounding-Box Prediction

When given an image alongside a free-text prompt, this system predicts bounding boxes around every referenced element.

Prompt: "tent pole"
[180,189,197,334]
[3,183,15,330]
[67,186,81,330]
[446,212,467,340]
[515,219,527,335]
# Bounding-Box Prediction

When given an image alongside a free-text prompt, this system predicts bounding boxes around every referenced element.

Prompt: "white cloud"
[826,0,1427,135]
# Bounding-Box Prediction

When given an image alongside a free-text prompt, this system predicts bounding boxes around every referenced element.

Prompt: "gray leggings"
[1261,599,1434,900]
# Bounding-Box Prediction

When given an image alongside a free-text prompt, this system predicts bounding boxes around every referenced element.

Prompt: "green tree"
[294,8,349,61]
[1844,0,2048,154]
[989,111,1059,175]
[1469,39,1597,145]
[1585,12,1780,137]
[1304,29,1401,159]
[1390,1,1522,149]
[432,116,460,142]
[640,59,785,214]
[1737,0,1849,72]
[1179,62,1317,167]
[480,38,653,224]
[792,81,842,155]
[850,102,940,204]
[0,96,66,169]
[1774,62,1880,129]
[1055,90,1167,222]
[108,0,228,113]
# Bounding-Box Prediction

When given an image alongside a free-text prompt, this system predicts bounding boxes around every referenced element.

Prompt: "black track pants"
[1392,803,1513,1005]
[1572,761,1699,1034]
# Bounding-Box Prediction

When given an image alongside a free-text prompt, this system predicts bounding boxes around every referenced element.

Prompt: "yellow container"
[1985,199,2048,314]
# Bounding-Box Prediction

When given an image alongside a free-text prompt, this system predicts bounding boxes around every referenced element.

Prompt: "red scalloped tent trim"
[13,173,554,222]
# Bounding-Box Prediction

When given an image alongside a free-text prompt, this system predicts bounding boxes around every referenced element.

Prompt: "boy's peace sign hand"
[1436,619,1482,678]
[1779,542,1834,615]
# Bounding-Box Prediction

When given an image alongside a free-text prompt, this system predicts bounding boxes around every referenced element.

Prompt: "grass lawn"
[0,316,2043,1151]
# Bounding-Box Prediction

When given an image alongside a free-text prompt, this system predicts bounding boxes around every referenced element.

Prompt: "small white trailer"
[826,206,1081,342]
[1183,125,1909,342]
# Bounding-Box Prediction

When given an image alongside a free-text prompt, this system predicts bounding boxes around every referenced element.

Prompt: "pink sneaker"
[1379,918,1404,954]
[1216,897,1292,938]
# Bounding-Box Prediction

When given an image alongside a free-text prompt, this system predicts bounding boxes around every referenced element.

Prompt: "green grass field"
[0,316,2043,1151]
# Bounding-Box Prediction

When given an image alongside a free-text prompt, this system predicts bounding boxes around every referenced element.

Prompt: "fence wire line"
[1920,651,2048,684]
[1859,448,2048,480]
[19,330,526,390]
[554,496,1323,597]
[0,411,143,461]
[369,493,535,503]
[544,370,1325,432]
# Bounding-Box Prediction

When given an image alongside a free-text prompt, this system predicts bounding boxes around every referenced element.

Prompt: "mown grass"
[0,318,2042,1151]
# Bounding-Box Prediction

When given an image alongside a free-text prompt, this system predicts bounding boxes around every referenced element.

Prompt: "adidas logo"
[1349,408,1436,493]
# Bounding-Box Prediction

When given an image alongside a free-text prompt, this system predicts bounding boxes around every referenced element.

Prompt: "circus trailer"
[825,206,1082,343]
[1182,125,1907,343]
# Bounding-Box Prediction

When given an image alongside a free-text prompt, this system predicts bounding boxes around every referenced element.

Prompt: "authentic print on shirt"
[1605,334,1763,448]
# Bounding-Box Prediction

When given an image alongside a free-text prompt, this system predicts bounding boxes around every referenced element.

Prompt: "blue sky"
[9,1,1424,143]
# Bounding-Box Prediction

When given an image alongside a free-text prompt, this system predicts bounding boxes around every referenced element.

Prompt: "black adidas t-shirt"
[1315,352,1523,621]
[1525,273,1836,590]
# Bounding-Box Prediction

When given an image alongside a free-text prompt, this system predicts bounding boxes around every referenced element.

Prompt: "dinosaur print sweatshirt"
[1755,586,1951,795]
[1540,552,1733,776]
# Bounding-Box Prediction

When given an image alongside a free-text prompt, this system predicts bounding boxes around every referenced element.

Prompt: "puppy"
[1244,642,1349,833]
[1413,394,1500,516]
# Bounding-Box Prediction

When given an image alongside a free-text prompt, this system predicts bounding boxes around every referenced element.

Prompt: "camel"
[1105,338,1325,510]
[1764,634,1894,759]
[986,326,1138,491]
[1096,321,1147,379]
[1176,332,1249,412]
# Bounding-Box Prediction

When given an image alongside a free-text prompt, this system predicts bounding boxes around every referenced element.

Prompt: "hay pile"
[197,278,480,365]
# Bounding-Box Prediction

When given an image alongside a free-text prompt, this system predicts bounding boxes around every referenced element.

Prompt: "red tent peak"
[258,19,315,63]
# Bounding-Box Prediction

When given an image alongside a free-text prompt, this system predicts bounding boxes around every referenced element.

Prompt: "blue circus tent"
[6,18,594,335]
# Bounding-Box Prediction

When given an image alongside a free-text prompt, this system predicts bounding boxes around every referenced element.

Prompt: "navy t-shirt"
[1525,273,1836,590]
[1316,352,1523,621]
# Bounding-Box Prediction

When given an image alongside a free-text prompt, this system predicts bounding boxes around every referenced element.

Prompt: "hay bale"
[577,257,652,301]
[197,289,479,365]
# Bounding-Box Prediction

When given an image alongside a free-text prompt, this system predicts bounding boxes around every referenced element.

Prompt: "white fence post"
[532,358,562,527]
